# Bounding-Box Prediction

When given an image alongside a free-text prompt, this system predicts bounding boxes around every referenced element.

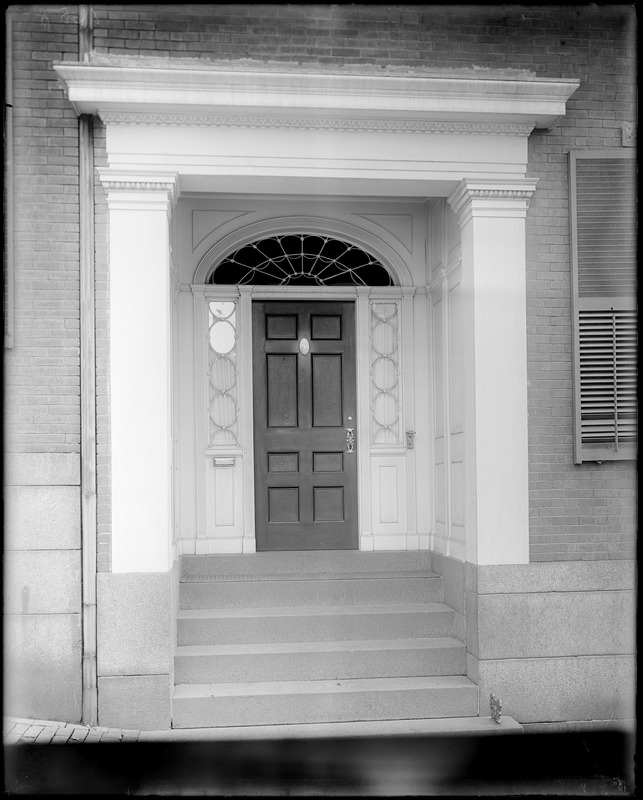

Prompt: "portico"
[54,57,579,728]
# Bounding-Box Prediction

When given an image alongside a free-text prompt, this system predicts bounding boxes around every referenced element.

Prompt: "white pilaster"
[448,179,536,566]
[100,169,179,573]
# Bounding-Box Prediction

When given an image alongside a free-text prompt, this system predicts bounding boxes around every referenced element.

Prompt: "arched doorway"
[189,212,420,556]
[205,233,398,551]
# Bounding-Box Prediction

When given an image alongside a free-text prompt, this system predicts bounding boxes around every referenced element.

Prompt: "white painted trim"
[401,291,417,540]
[238,288,256,554]
[191,289,208,542]
[356,288,373,551]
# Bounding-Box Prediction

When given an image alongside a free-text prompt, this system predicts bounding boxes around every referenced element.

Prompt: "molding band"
[99,111,535,137]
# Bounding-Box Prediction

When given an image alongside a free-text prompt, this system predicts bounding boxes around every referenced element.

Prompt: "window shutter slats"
[578,309,637,448]
[574,156,636,299]
[570,150,637,462]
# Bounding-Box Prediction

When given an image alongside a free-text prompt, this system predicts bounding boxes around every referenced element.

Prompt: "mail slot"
[212,457,236,467]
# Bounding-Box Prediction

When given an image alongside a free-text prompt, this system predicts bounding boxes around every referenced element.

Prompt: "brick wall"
[6,6,80,454]
[8,4,636,563]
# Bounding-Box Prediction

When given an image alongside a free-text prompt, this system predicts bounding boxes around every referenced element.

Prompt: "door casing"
[192,283,420,555]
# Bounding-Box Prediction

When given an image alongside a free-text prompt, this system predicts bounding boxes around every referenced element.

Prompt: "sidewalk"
[3,716,140,745]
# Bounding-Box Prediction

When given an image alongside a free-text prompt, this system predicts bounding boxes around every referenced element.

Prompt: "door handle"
[346,428,355,454]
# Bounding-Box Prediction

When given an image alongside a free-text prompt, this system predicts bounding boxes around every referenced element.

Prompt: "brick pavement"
[3,717,140,745]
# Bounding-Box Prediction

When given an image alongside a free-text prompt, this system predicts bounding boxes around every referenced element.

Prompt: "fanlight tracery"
[208,234,394,286]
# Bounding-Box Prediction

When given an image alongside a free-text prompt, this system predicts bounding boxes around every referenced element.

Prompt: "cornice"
[99,111,535,136]
[54,60,580,132]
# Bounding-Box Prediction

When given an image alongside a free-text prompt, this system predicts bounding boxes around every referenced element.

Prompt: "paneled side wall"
[429,200,466,560]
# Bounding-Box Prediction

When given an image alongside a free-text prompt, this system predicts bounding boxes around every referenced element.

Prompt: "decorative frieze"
[100,111,535,137]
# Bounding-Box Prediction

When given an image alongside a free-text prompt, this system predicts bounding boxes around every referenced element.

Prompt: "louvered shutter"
[569,150,637,463]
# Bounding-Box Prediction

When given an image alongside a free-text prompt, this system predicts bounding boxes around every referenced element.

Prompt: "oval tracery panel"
[207,301,240,447]
[208,234,395,286]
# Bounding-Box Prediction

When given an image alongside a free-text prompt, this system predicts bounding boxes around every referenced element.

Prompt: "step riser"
[178,610,455,645]
[175,646,465,684]
[182,552,433,578]
[172,686,478,728]
[180,577,443,609]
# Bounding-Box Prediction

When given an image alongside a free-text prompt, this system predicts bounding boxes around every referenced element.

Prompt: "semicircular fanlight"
[209,233,395,287]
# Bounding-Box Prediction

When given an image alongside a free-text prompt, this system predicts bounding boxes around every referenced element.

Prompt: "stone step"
[174,637,465,684]
[144,716,523,741]
[180,574,443,609]
[177,603,455,645]
[172,676,478,729]
[182,551,433,579]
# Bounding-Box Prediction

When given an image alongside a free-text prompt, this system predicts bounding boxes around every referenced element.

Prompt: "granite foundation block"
[98,674,171,731]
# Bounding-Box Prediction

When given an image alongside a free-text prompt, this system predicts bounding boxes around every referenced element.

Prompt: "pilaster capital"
[98,169,179,213]
[447,178,538,227]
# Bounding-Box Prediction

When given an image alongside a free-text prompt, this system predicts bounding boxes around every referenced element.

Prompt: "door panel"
[312,354,343,427]
[267,354,298,427]
[253,300,358,551]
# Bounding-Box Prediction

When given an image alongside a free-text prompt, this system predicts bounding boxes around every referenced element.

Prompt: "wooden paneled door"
[252,301,358,551]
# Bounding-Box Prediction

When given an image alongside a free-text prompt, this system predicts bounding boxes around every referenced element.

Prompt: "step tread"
[177,602,452,620]
[146,716,523,740]
[181,570,438,583]
[181,552,433,574]
[175,637,464,657]
[173,675,476,698]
